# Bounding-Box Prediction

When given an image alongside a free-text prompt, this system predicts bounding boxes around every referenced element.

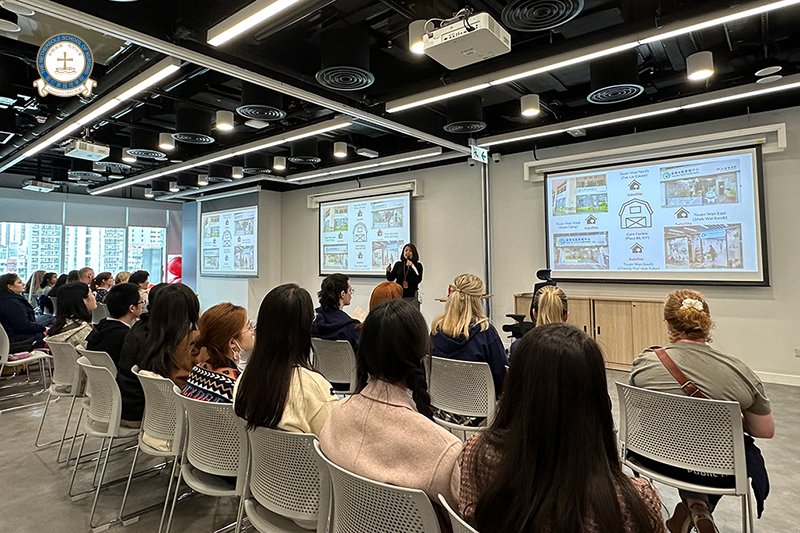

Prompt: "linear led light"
[681,81,800,109]
[90,115,352,195]
[385,0,800,113]
[207,0,302,47]
[287,147,443,183]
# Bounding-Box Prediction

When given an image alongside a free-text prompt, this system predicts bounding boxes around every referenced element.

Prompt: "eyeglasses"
[137,300,146,305]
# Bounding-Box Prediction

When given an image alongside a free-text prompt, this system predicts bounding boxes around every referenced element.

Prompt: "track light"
[207,0,302,47]
[122,148,136,163]
[333,141,348,159]
[232,165,244,179]
[159,132,175,151]
[273,155,286,171]
[521,94,541,117]
[216,109,235,131]
[197,174,209,186]
[169,180,180,192]
[687,51,714,81]
[408,20,426,55]
[144,187,154,198]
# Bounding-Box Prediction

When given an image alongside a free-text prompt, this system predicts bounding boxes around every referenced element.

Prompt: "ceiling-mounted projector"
[64,140,110,161]
[22,179,56,193]
[423,12,510,70]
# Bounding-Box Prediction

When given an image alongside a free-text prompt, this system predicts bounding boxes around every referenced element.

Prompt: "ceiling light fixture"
[169,180,180,193]
[121,148,136,164]
[273,155,286,171]
[0,2,35,16]
[207,0,302,47]
[232,165,244,179]
[755,65,782,77]
[408,20,426,55]
[216,109,235,131]
[333,141,348,159]
[287,147,443,183]
[144,187,154,198]
[686,51,714,81]
[521,94,541,117]
[197,174,209,186]
[159,132,175,151]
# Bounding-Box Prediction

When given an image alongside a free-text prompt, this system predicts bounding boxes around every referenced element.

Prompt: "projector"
[64,140,110,161]
[423,12,511,70]
[22,179,56,193]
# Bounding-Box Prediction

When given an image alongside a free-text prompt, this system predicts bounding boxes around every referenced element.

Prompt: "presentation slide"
[319,192,411,276]
[200,206,258,277]
[544,147,767,284]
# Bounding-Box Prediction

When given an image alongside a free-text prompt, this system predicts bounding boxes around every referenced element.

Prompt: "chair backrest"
[310,338,357,393]
[615,382,748,494]
[135,367,184,446]
[0,322,10,363]
[245,426,328,529]
[428,356,496,420]
[77,356,122,436]
[174,386,247,486]
[50,296,58,315]
[76,348,117,378]
[47,340,81,387]
[437,494,479,533]
[92,303,110,324]
[313,441,441,533]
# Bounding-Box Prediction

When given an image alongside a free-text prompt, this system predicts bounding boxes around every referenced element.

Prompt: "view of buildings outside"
[0,223,62,281]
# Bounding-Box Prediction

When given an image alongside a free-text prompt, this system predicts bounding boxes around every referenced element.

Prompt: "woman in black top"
[386,243,423,309]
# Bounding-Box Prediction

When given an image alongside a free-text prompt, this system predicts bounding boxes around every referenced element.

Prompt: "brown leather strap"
[651,346,708,399]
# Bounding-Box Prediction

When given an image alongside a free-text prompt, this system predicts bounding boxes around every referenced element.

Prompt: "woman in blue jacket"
[0,273,46,349]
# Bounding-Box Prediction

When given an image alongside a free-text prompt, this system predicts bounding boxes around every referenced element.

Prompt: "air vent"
[172,106,215,145]
[236,84,286,121]
[289,139,321,165]
[316,27,375,91]
[127,147,166,159]
[443,96,486,134]
[94,161,131,173]
[243,152,272,174]
[208,163,232,183]
[586,51,643,105]
[502,0,584,32]
[129,130,166,159]
[69,159,101,180]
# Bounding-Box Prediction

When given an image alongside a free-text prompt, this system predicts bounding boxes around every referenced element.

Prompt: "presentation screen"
[319,191,411,277]
[544,147,768,285]
[200,206,258,277]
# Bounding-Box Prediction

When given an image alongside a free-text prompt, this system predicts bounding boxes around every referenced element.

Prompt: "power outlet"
[795,347,800,357]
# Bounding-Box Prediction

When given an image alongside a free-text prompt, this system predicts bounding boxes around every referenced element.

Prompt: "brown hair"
[369,281,403,310]
[194,303,248,368]
[663,289,714,342]
[91,272,113,292]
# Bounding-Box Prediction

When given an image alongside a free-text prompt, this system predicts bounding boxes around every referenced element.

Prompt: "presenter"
[386,243,423,309]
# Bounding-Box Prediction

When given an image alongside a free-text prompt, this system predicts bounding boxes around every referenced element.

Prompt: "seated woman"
[91,272,114,303]
[45,282,96,349]
[0,273,46,349]
[40,272,58,296]
[509,285,568,355]
[25,270,45,307]
[115,271,131,285]
[235,283,338,437]
[368,281,403,311]
[458,323,665,532]
[182,303,253,403]
[431,273,507,395]
[320,300,461,508]
[130,270,150,310]
[311,273,360,351]
[630,290,774,533]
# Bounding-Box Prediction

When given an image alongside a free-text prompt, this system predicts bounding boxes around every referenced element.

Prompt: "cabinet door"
[631,301,669,356]
[566,298,592,334]
[514,294,533,321]
[593,300,634,370]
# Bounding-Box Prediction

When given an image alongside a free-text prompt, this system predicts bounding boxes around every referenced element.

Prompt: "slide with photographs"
[319,192,411,276]
[200,206,258,277]
[545,147,766,284]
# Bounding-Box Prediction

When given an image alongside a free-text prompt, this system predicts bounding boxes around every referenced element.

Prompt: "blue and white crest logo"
[34,34,96,98]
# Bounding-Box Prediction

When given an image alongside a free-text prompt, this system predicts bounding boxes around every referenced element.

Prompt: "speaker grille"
[502,0,584,32]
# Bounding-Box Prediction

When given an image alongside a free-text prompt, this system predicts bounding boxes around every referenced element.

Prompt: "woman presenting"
[386,243,423,309]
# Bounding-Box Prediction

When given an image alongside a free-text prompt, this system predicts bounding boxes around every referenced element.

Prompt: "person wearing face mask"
[311,273,360,352]
[181,303,254,403]
[386,243,423,309]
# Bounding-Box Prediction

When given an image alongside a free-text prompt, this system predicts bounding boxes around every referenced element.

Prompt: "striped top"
[181,362,240,403]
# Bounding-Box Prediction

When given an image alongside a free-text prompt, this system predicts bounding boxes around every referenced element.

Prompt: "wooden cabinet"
[594,300,635,369]
[566,298,592,335]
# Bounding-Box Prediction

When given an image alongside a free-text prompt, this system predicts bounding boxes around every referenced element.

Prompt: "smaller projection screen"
[544,146,768,285]
[319,191,412,276]
[200,206,258,277]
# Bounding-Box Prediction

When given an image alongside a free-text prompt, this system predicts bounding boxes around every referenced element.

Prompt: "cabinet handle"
[583,325,587,333]
[597,326,601,335]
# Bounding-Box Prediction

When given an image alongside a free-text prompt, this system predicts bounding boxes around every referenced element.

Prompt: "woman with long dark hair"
[319,299,461,507]
[385,243,423,309]
[458,323,664,533]
[45,282,96,349]
[235,283,337,435]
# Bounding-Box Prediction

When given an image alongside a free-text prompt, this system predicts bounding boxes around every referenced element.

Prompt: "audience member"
[0,273,46,349]
[85,283,143,366]
[368,281,403,311]
[91,272,114,303]
[509,285,569,355]
[115,271,131,285]
[431,273,507,395]
[235,283,338,436]
[320,300,461,510]
[48,274,68,299]
[129,270,150,310]
[181,303,253,402]
[630,289,774,532]
[458,323,665,533]
[40,272,58,296]
[25,270,45,306]
[37,272,58,321]
[78,267,94,285]
[311,273,360,350]
[66,270,79,283]
[45,282,96,349]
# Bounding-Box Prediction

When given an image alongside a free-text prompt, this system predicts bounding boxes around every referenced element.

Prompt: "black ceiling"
[2,0,800,200]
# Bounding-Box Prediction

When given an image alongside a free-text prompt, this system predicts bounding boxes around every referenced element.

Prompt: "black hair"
[403,243,420,262]
[66,270,79,283]
[470,323,661,533]
[355,299,433,419]
[235,283,315,430]
[40,272,57,289]
[49,282,92,336]
[49,274,69,298]
[130,270,150,286]
[0,273,20,293]
[104,283,141,319]
[146,282,169,312]
[317,273,349,312]
[140,283,199,378]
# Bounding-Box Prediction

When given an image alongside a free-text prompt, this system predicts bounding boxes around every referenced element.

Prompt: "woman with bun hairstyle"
[91,272,114,303]
[386,243,423,309]
[630,289,774,533]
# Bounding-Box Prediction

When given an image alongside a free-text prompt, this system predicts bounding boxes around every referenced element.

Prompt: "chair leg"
[56,396,78,463]
[69,433,88,497]
[89,437,114,529]
[235,493,245,533]
[91,437,106,488]
[164,464,183,533]
[746,490,756,533]
[158,458,180,533]
[118,443,141,520]
[66,407,84,467]
[33,392,53,447]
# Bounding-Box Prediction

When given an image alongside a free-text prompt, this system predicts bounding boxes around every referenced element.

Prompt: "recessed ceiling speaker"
[68,159,102,180]
[243,152,272,174]
[316,26,375,91]
[443,96,486,134]
[501,0,584,32]
[236,84,286,121]
[208,163,232,183]
[586,51,644,105]
[172,105,215,144]
[128,130,166,159]
[289,139,321,164]
[176,172,199,190]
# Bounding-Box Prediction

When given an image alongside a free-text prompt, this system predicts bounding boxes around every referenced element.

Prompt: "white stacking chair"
[437,494,479,533]
[427,356,496,441]
[0,322,51,402]
[310,338,357,394]
[314,441,441,533]
[241,426,330,533]
[70,357,139,532]
[50,296,58,315]
[119,367,185,532]
[166,386,247,533]
[76,348,117,378]
[92,303,110,324]
[616,382,756,533]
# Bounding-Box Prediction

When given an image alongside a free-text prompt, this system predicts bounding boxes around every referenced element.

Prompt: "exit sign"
[470,145,488,164]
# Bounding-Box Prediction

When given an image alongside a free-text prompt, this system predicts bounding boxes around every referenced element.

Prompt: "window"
[64,226,127,274]
[127,226,167,280]
[0,222,63,282]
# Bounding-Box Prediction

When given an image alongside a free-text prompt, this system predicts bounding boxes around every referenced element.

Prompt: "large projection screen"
[200,206,258,277]
[319,191,412,277]
[544,146,768,285]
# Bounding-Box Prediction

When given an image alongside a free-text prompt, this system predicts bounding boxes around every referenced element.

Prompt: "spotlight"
[144,187,154,198]
[158,132,175,151]
[197,174,209,186]
[122,148,136,163]
[232,165,244,179]
[273,155,286,171]
[408,20,426,55]
[216,109,235,131]
[687,51,714,81]
[333,141,348,159]
[169,180,180,192]
[521,94,541,117]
